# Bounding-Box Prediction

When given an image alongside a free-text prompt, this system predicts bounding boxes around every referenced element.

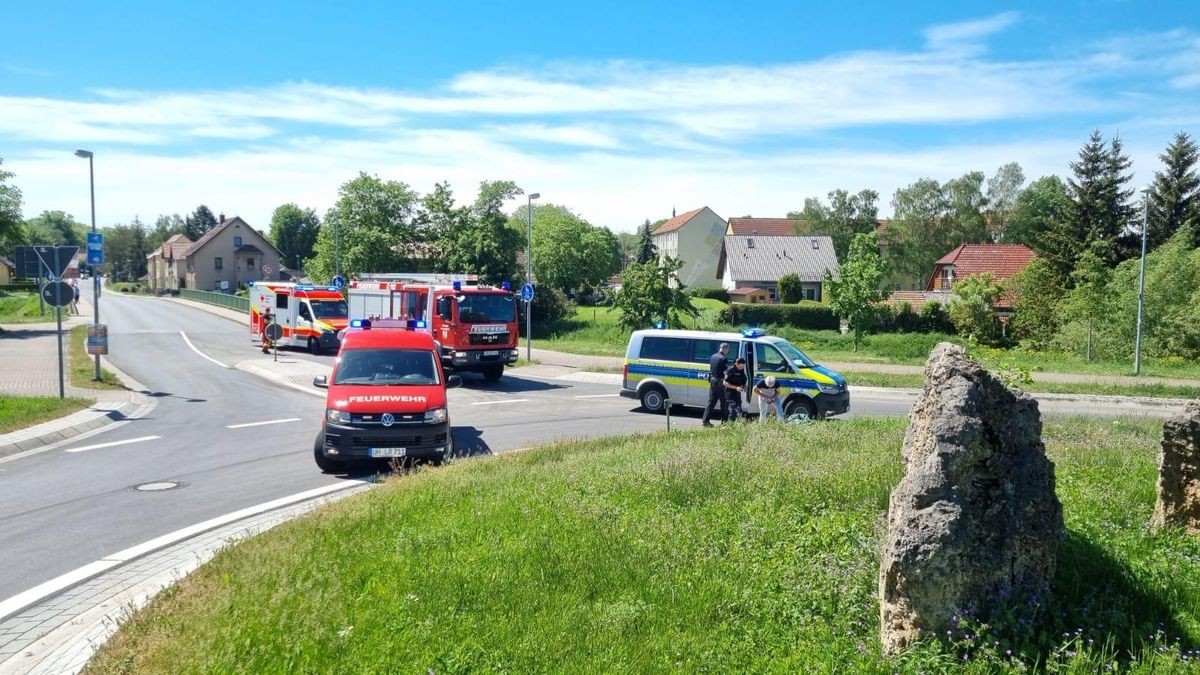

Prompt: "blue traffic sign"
[520,283,535,303]
[86,232,104,265]
[331,275,346,290]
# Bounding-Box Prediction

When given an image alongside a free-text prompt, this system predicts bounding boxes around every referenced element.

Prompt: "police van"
[620,328,849,419]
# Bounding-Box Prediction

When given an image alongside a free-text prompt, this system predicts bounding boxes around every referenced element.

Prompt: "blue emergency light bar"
[741,327,767,338]
[350,318,371,329]
[653,320,667,329]
[408,319,427,329]
[452,281,462,291]
[501,281,511,291]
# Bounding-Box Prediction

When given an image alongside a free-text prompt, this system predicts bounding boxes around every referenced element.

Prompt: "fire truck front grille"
[468,332,510,345]
[349,432,448,449]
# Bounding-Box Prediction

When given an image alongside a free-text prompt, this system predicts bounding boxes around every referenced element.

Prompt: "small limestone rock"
[879,342,1063,654]
[1152,400,1200,534]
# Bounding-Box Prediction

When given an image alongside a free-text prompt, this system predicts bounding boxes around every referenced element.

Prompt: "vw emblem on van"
[381,413,395,427]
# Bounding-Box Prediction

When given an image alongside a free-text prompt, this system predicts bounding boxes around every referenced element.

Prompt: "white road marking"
[470,399,529,405]
[64,435,161,454]
[179,331,230,368]
[574,394,620,399]
[0,480,368,622]
[226,417,302,429]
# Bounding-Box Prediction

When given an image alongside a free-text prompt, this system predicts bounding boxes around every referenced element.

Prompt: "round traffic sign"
[520,283,535,303]
[265,323,284,341]
[331,275,346,290]
[262,264,275,276]
[41,281,74,308]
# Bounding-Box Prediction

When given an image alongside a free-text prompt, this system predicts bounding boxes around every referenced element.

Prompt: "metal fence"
[179,289,249,313]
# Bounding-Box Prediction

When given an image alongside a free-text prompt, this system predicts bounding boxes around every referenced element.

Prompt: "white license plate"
[483,350,499,356]
[369,447,407,458]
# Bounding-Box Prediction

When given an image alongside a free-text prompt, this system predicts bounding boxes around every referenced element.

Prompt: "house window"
[214,257,223,270]
[812,239,819,249]
[234,236,243,247]
[246,257,254,269]
[767,286,777,301]
[805,288,817,301]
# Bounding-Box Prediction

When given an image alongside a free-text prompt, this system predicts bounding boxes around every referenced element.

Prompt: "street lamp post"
[1134,185,1151,375]
[526,192,540,361]
[75,149,101,381]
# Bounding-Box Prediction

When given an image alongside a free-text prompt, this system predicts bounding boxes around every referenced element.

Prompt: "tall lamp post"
[525,192,540,361]
[75,149,101,381]
[1134,184,1151,375]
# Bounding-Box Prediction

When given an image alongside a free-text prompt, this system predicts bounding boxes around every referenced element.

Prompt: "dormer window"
[747,237,755,248]
[811,239,819,249]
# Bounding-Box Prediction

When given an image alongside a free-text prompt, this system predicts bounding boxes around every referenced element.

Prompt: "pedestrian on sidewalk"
[701,342,730,427]
[754,375,784,422]
[69,280,80,315]
[724,357,748,421]
[261,308,274,354]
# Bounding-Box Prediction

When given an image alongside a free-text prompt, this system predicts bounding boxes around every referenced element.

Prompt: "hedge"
[718,301,839,331]
[690,287,731,303]
[0,283,38,292]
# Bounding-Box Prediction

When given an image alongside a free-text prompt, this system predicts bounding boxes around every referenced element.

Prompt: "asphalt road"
[0,285,1178,602]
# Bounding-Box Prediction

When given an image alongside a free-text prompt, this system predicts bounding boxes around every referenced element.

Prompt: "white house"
[718,235,839,302]
[651,206,726,289]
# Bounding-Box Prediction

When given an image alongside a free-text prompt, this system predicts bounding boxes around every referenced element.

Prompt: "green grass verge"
[86,418,1200,673]
[842,369,1200,399]
[69,325,123,389]
[0,395,90,434]
[0,291,54,324]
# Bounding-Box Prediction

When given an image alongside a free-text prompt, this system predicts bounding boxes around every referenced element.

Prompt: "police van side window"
[690,339,718,363]
[640,337,689,362]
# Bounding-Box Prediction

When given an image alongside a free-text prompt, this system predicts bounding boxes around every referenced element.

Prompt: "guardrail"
[179,289,249,313]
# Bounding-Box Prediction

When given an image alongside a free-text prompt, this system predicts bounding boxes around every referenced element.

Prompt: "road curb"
[235,360,327,398]
[0,343,155,461]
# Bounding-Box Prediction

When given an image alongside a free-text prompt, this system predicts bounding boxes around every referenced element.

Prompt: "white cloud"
[923,12,1021,54]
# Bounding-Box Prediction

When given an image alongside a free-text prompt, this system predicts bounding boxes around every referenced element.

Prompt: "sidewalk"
[0,296,153,459]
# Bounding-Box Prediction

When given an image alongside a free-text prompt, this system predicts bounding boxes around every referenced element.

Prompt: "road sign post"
[520,283,535,361]
[87,324,109,355]
[266,322,283,362]
[331,275,346,291]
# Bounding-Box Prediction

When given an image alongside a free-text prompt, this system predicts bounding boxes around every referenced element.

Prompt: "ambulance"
[348,273,519,381]
[249,281,349,354]
[311,318,461,472]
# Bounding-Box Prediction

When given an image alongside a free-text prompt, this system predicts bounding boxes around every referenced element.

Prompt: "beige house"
[0,256,14,284]
[146,234,194,291]
[182,217,282,292]
[651,206,726,289]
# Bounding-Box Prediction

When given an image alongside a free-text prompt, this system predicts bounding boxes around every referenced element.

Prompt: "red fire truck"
[347,273,519,381]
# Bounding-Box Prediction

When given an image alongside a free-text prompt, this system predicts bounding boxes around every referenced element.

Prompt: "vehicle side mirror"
[446,375,462,389]
[313,375,328,388]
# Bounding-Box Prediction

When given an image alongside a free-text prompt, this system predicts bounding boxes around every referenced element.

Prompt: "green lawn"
[86,417,1199,673]
[69,325,123,389]
[0,291,53,323]
[841,369,1200,399]
[0,395,90,434]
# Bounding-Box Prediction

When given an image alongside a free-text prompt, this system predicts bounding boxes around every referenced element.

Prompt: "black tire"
[639,385,669,414]
[482,365,503,382]
[313,432,343,473]
[431,437,454,466]
[785,397,817,420]
[308,338,321,355]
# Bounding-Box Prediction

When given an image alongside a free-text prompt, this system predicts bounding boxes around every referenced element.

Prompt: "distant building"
[725,217,801,237]
[718,235,839,302]
[651,206,727,289]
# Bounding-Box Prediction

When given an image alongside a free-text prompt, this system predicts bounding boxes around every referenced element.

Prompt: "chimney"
[219,213,226,223]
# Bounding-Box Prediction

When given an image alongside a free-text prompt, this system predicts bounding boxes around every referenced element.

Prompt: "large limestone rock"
[1152,401,1200,534]
[879,342,1063,654]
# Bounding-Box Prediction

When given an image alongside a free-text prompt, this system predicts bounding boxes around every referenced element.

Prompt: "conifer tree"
[1146,132,1200,250]
[636,220,657,264]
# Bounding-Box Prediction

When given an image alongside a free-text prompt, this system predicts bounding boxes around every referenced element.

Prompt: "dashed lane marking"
[64,435,161,454]
[226,418,302,429]
[179,331,230,369]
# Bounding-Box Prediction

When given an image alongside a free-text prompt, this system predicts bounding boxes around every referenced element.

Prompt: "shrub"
[690,287,731,303]
[718,301,839,331]
[520,287,575,327]
[777,273,803,304]
[875,302,922,333]
[918,300,953,333]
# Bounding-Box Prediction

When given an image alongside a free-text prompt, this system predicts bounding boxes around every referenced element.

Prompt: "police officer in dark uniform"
[724,357,748,421]
[701,342,730,427]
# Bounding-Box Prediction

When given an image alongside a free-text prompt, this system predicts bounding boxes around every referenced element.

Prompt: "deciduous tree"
[1007,176,1070,250]
[793,189,879,262]
[777,273,803,304]
[23,211,86,247]
[825,233,886,351]
[1066,241,1111,361]
[1008,257,1063,350]
[0,158,23,250]
[947,272,1003,345]
[268,203,320,272]
[985,162,1026,238]
[613,258,696,332]
[307,172,420,281]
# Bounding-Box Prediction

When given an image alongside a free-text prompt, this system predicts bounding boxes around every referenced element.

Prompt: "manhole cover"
[133,481,185,492]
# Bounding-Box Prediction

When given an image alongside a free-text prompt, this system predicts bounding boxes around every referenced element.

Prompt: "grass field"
[541,301,1200,383]
[86,417,1199,673]
[0,291,54,324]
[0,395,90,434]
[69,325,122,389]
[841,370,1200,400]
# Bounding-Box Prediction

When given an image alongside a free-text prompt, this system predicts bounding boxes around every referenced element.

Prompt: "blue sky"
[2,1,1197,231]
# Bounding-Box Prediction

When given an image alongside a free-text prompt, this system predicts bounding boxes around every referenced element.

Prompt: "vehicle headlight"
[818,383,841,394]
[424,407,448,424]
[326,408,351,423]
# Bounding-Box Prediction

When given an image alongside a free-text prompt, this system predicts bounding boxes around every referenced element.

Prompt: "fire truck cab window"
[457,294,515,323]
[437,296,454,321]
[275,294,288,309]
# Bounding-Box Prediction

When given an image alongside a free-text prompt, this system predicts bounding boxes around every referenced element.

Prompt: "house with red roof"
[725,217,801,237]
[884,243,1036,314]
[145,233,194,292]
[651,206,726,289]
